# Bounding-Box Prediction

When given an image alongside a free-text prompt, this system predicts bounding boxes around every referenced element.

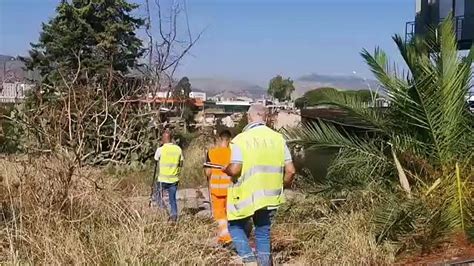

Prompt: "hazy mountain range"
[1,53,379,98]
[0,55,30,82]
[293,73,379,97]
[189,78,267,99]
[189,74,379,99]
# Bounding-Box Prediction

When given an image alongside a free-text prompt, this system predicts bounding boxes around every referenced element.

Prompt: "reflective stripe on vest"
[211,175,231,181]
[160,163,179,168]
[233,165,283,188]
[216,219,227,226]
[227,188,282,213]
[158,144,182,183]
[227,126,286,221]
[208,147,232,196]
[210,183,230,189]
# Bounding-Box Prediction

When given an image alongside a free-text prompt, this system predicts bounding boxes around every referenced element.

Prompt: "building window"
[439,0,453,20]
[455,0,465,17]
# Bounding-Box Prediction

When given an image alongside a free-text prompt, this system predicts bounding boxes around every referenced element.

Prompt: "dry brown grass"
[0,153,232,264]
[273,196,396,265]
[1,151,397,265]
[180,132,216,188]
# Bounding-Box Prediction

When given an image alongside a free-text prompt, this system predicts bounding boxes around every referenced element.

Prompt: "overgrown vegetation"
[2,0,202,166]
[285,16,474,254]
[294,87,374,109]
[0,155,234,264]
[1,154,398,265]
[0,104,21,153]
[180,132,215,188]
[2,1,473,263]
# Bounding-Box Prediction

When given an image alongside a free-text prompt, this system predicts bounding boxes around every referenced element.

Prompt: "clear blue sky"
[0,0,414,84]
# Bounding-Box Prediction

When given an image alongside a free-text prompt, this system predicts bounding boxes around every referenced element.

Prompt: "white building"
[0,82,34,103]
[215,100,251,106]
[147,91,172,98]
[189,91,206,101]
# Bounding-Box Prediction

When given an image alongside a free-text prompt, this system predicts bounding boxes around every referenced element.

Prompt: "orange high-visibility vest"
[208,147,232,196]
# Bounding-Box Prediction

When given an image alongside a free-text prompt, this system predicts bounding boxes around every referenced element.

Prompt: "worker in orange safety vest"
[204,130,233,245]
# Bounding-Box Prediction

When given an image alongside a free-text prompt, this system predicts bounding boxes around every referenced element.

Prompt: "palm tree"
[285,16,474,251]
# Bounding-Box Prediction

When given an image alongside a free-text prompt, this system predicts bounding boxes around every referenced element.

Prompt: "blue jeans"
[228,209,275,266]
[154,182,178,221]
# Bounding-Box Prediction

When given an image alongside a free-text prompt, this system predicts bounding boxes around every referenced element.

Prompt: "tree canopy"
[267,75,295,101]
[295,87,374,108]
[172,77,192,99]
[24,0,144,84]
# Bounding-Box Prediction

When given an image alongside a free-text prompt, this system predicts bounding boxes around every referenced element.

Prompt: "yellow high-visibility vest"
[158,143,182,183]
[227,125,285,221]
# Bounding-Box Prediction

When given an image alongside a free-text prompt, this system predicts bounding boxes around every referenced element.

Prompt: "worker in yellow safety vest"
[204,130,233,245]
[154,131,183,222]
[223,104,296,266]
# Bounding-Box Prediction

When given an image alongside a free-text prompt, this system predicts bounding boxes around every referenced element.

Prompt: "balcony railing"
[405,15,468,42]
[405,21,416,41]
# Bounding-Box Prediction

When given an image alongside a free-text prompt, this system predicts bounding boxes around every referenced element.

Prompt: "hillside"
[188,74,379,100]
[0,54,29,82]
[1,53,381,99]
[0,54,42,83]
[293,73,379,98]
[189,78,266,99]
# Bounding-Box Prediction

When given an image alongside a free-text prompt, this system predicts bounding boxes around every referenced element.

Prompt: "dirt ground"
[397,234,474,265]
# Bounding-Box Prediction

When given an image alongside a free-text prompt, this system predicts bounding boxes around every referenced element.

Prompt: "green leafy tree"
[173,76,192,99]
[268,75,295,101]
[24,0,144,85]
[285,16,474,251]
[295,87,375,108]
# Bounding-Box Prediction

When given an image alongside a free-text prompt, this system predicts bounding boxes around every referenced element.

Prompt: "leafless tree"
[143,0,203,103]
[2,0,203,165]
[4,54,163,167]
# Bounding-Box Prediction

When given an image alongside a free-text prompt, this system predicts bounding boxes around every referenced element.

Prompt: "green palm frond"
[316,147,392,198]
[288,15,473,250]
[361,47,435,139]
[284,120,386,162]
[373,198,424,244]
[435,164,472,232]
[307,88,389,131]
[389,133,431,159]
[373,196,458,252]
[363,16,473,166]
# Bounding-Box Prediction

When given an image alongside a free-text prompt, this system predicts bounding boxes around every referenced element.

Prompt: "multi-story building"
[406,0,474,49]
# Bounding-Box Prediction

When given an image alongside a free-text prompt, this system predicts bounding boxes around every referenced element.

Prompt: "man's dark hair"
[219,130,232,140]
